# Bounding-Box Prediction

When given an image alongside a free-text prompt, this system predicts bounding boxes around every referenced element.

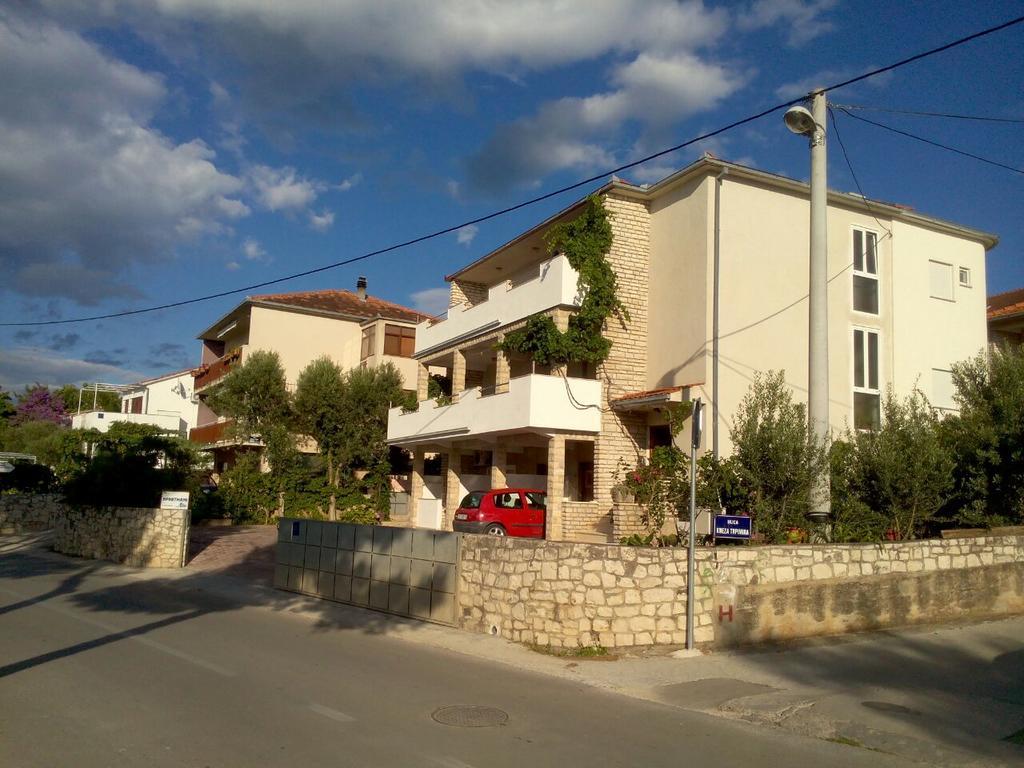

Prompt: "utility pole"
[785,89,830,521]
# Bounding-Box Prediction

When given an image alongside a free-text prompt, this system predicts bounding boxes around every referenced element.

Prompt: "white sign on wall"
[160,491,190,510]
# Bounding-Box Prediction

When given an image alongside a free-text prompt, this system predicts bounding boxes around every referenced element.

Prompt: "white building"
[387,155,997,541]
[70,370,198,437]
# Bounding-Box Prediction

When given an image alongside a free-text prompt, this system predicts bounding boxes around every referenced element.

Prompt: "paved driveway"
[186,524,277,583]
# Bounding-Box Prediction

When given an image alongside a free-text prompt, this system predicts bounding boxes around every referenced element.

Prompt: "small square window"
[958,267,971,288]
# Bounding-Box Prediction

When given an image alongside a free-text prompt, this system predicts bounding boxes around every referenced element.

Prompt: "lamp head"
[784,105,816,136]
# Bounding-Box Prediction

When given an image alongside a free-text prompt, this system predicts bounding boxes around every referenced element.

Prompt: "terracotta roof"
[611,386,685,403]
[250,289,429,324]
[988,287,1024,320]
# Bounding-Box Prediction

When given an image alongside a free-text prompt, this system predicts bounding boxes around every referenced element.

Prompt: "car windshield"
[459,492,484,509]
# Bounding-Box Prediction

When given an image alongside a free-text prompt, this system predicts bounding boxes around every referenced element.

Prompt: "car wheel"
[486,524,507,537]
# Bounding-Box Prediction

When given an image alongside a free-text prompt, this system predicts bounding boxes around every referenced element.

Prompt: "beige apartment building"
[386,156,997,542]
[191,280,429,471]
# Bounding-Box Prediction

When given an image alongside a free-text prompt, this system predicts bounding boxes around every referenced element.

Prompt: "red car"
[452,488,547,538]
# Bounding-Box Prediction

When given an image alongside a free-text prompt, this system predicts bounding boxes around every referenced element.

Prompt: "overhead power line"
[827,107,893,239]
[4,13,1024,329]
[836,108,1024,176]
[831,103,1024,124]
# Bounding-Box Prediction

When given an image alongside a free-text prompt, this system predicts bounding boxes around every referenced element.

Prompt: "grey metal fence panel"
[274,518,460,627]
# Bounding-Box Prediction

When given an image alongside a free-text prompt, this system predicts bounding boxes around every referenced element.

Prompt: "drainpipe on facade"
[712,167,727,459]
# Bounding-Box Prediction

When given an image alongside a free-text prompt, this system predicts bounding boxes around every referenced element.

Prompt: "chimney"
[356,276,367,302]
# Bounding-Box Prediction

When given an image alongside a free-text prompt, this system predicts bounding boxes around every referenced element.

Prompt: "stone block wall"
[459,536,702,648]
[457,534,1024,650]
[449,279,488,308]
[611,502,647,541]
[54,506,190,568]
[561,501,611,541]
[0,493,63,533]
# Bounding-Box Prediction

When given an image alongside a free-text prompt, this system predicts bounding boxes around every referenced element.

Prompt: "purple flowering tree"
[14,386,70,426]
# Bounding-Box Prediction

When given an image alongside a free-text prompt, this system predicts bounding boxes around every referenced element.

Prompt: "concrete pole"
[808,90,831,517]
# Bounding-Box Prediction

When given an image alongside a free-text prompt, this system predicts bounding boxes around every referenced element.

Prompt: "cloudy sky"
[1,1,1022,389]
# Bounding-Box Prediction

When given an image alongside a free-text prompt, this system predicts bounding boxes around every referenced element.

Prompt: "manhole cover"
[861,701,918,715]
[431,705,508,728]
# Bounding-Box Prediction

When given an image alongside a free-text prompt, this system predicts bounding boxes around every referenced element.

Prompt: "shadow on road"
[727,624,1024,761]
[0,533,429,679]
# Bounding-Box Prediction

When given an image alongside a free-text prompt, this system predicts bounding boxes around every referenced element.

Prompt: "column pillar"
[546,434,565,541]
[490,445,507,489]
[409,448,424,526]
[416,363,430,402]
[444,445,462,530]
[451,350,467,400]
[495,346,510,393]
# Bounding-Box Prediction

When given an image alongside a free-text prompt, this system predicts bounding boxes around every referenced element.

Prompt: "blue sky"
[1,1,1021,390]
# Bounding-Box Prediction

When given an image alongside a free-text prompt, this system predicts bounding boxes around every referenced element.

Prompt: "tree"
[294,357,346,487]
[204,350,295,471]
[63,422,206,508]
[0,388,14,421]
[334,363,407,514]
[850,389,953,540]
[14,386,69,425]
[940,345,1024,527]
[0,420,87,481]
[729,371,828,543]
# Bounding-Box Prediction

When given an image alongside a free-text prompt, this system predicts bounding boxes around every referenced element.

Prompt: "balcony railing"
[387,374,600,445]
[189,420,234,445]
[414,254,581,355]
[193,347,243,391]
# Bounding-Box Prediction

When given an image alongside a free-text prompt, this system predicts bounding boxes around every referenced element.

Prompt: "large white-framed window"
[853,327,881,430]
[852,227,879,315]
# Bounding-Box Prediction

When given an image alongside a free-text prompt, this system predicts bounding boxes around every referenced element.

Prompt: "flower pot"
[611,486,634,504]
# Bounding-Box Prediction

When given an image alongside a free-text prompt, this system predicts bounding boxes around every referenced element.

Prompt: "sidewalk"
[7,532,1023,767]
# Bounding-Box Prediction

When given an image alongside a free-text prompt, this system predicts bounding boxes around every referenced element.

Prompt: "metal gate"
[274,519,460,626]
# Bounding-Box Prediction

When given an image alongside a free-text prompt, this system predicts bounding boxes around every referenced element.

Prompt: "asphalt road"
[0,547,916,768]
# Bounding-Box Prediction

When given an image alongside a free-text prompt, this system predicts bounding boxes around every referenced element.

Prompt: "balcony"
[193,347,244,391]
[189,420,236,445]
[387,374,601,445]
[70,411,187,437]
[415,255,580,355]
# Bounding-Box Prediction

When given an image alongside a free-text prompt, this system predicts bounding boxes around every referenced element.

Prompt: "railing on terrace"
[189,420,234,445]
[193,348,242,390]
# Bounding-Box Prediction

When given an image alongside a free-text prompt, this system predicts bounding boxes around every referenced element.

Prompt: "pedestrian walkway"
[186,524,276,582]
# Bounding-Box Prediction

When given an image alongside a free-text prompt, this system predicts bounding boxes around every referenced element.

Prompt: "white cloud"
[410,287,451,317]
[337,173,362,192]
[737,0,837,46]
[456,224,479,246]
[225,260,241,271]
[308,210,335,232]
[247,164,326,211]
[242,238,267,261]
[467,52,745,192]
[0,347,143,390]
[0,12,247,304]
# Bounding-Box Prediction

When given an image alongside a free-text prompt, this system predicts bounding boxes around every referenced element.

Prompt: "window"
[130,396,143,414]
[360,325,375,361]
[958,267,972,288]
[931,368,955,411]
[383,324,416,357]
[853,328,881,430]
[458,492,484,510]
[852,228,879,314]
[929,260,954,301]
[525,492,547,510]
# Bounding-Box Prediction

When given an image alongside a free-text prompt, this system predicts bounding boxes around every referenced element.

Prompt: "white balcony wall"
[71,411,187,437]
[387,374,600,444]
[415,255,581,353]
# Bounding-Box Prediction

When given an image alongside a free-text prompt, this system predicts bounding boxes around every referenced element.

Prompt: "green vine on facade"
[498,195,627,365]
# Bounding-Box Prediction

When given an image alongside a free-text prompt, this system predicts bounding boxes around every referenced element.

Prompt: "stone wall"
[0,493,63,533]
[611,502,647,540]
[54,506,190,568]
[459,536,700,649]
[457,534,1024,650]
[449,279,488,308]
[561,501,611,541]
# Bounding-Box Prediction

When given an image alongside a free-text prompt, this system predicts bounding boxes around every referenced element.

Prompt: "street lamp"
[785,90,831,523]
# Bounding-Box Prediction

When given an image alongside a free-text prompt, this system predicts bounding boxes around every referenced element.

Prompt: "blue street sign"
[714,514,752,540]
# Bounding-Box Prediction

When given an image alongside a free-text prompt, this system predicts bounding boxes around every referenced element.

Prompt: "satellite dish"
[784,105,817,136]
